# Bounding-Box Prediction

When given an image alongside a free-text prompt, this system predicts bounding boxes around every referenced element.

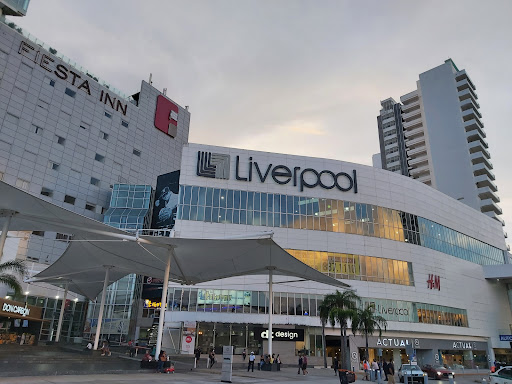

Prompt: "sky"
[12,0,512,245]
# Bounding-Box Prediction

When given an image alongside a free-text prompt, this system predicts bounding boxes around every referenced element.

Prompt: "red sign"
[185,336,192,343]
[154,95,179,138]
[427,274,440,290]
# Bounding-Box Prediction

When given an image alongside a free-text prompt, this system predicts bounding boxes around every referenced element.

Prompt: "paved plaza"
[0,368,489,384]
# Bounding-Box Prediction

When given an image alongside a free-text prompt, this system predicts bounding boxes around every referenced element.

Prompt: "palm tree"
[318,300,330,368]
[352,306,388,362]
[0,260,27,296]
[320,290,360,370]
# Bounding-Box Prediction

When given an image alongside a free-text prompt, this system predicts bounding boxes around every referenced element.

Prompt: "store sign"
[452,341,476,350]
[255,327,304,342]
[196,151,358,194]
[499,335,512,341]
[367,302,410,317]
[154,95,179,137]
[2,302,30,317]
[197,289,251,306]
[18,41,128,116]
[143,299,163,309]
[427,274,441,290]
[376,338,411,347]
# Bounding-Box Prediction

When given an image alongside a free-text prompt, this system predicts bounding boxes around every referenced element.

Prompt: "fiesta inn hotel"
[1,0,512,369]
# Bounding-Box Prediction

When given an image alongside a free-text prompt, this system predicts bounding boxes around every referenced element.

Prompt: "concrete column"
[0,214,13,262]
[93,266,111,350]
[155,249,171,357]
[55,282,69,342]
[268,268,273,357]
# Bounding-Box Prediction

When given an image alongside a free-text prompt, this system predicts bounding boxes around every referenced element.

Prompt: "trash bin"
[339,370,349,384]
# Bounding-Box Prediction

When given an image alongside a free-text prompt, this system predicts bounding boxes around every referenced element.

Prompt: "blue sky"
[13,0,512,244]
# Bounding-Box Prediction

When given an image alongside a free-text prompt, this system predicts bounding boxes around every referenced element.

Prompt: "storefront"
[0,298,44,345]
[350,336,489,369]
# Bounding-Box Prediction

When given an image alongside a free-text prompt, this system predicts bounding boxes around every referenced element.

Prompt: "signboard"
[254,327,305,342]
[221,345,233,383]
[181,321,196,355]
[500,335,512,341]
[197,289,251,306]
[152,170,180,229]
[354,336,487,351]
[0,298,42,320]
[141,276,164,299]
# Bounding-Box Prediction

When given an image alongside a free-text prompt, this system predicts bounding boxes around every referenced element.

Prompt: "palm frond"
[0,274,23,295]
[0,260,27,277]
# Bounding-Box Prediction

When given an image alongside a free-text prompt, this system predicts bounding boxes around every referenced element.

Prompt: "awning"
[0,181,349,299]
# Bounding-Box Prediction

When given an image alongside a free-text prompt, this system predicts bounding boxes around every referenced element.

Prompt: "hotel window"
[80,122,89,130]
[90,177,100,187]
[40,187,53,197]
[85,203,96,212]
[49,161,60,171]
[101,131,109,140]
[133,149,141,157]
[121,120,129,128]
[15,178,29,190]
[65,88,76,98]
[94,153,105,163]
[33,125,43,135]
[64,195,76,205]
[56,233,70,242]
[104,111,112,118]
[56,135,66,145]
[32,231,45,237]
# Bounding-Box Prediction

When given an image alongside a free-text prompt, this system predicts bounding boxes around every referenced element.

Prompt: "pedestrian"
[387,359,395,384]
[157,350,167,373]
[276,354,281,366]
[334,356,339,375]
[248,351,255,372]
[271,353,275,363]
[372,359,379,381]
[242,348,247,361]
[383,359,389,381]
[209,350,216,369]
[363,359,370,380]
[302,354,309,375]
[259,355,265,370]
[298,355,303,374]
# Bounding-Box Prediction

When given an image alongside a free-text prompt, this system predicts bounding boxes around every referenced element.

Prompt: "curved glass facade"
[103,184,153,230]
[286,249,414,286]
[177,185,505,266]
[163,287,468,327]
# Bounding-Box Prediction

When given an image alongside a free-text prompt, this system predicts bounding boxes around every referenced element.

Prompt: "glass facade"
[177,185,505,266]
[85,184,153,343]
[165,287,468,327]
[103,184,153,230]
[287,249,414,286]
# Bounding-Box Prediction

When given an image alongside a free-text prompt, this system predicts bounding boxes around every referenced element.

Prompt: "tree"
[0,260,27,296]
[352,306,388,362]
[318,299,330,368]
[319,290,360,370]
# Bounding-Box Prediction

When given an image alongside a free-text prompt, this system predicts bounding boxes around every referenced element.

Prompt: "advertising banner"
[181,321,196,355]
[197,289,251,306]
[152,170,180,229]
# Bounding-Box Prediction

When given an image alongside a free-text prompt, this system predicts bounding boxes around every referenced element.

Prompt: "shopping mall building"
[0,2,511,369]
[153,143,512,368]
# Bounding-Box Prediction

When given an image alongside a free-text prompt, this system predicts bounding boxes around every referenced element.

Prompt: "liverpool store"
[153,143,511,367]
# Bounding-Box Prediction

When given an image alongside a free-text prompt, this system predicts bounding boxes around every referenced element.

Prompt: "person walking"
[298,355,303,374]
[383,359,389,381]
[387,359,396,384]
[363,360,369,380]
[209,350,216,369]
[302,354,309,375]
[334,356,339,376]
[248,351,255,372]
[372,359,379,381]
[242,349,247,361]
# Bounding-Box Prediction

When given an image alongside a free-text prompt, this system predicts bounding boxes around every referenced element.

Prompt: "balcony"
[384,142,399,151]
[480,198,502,215]
[483,211,505,226]
[404,126,424,139]
[386,160,401,168]
[409,163,430,176]
[456,78,476,92]
[478,186,500,203]
[403,118,423,130]
[466,129,489,149]
[408,154,429,167]
[458,88,478,105]
[402,109,422,122]
[415,173,432,184]
[475,174,498,192]
[455,70,476,90]
[460,98,481,117]
[465,119,486,139]
[462,108,483,123]
[473,162,495,180]
[400,90,419,105]
[407,146,428,157]
[401,100,420,113]
[470,151,492,169]
[382,116,396,126]
[405,135,426,148]
[382,125,396,135]
[468,140,491,157]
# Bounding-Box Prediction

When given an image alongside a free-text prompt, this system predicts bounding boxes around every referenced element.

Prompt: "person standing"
[157,350,167,373]
[334,356,339,376]
[363,360,369,380]
[298,355,303,374]
[302,354,308,375]
[248,351,255,372]
[372,359,379,381]
[382,359,389,381]
[387,359,395,384]
[242,349,247,361]
[209,350,216,369]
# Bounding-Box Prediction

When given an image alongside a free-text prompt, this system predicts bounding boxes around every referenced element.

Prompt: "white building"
[376,60,503,225]
[161,143,511,368]
[0,19,190,340]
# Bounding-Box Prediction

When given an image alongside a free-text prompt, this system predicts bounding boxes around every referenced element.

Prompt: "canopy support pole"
[268,267,274,358]
[155,248,171,358]
[94,266,111,350]
[55,282,69,342]
[0,213,13,262]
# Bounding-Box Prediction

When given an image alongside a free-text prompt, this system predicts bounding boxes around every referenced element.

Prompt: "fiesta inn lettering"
[18,41,127,116]
[235,155,358,193]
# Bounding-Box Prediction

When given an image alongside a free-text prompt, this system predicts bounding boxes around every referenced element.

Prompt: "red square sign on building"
[154,95,179,138]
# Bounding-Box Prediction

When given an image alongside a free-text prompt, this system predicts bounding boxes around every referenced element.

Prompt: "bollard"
[482,378,487,384]
[404,374,409,384]
[424,374,428,384]
[377,370,382,384]
[448,374,454,384]
[194,357,197,369]
[477,366,479,373]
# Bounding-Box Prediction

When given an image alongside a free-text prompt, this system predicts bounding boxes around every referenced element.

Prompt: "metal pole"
[0,214,12,262]
[55,282,69,342]
[93,266,111,350]
[155,249,171,357]
[268,268,273,357]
